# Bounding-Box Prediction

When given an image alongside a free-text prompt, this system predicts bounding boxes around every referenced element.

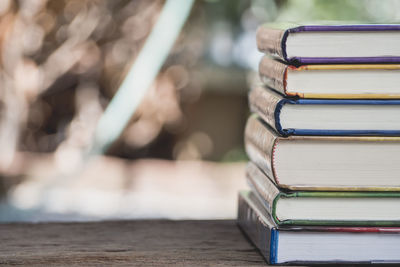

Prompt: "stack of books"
[238,23,400,264]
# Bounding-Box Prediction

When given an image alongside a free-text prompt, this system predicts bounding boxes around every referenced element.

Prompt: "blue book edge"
[274,98,400,136]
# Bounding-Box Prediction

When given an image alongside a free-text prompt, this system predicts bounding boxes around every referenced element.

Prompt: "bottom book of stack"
[238,190,400,265]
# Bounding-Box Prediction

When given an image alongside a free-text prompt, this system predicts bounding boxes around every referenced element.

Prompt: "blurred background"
[0,0,399,222]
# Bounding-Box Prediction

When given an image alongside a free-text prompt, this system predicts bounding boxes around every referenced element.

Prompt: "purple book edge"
[282,24,400,64]
[292,57,400,64]
[289,24,400,32]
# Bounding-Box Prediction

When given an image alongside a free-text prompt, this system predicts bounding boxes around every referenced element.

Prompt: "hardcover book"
[238,190,400,264]
[244,115,400,191]
[256,23,400,64]
[259,56,400,99]
[249,86,400,136]
[246,162,400,226]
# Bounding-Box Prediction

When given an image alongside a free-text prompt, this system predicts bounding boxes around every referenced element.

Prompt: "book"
[238,190,400,264]
[246,163,400,226]
[244,115,400,191]
[256,23,400,64]
[259,56,400,99]
[249,86,400,136]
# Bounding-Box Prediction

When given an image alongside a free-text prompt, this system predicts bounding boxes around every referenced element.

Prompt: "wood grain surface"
[0,220,267,266]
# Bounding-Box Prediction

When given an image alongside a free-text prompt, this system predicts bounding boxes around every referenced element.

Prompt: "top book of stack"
[256,23,400,65]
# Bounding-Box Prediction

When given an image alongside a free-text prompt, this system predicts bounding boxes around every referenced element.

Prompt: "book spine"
[237,192,276,264]
[245,141,275,182]
[246,162,280,212]
[256,26,286,61]
[248,87,284,134]
[259,56,287,96]
[244,116,279,180]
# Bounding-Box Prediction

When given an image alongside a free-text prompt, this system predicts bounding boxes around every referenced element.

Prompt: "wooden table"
[0,220,266,266]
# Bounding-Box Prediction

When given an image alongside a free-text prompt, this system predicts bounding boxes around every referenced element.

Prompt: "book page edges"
[284,64,400,98]
[247,137,400,191]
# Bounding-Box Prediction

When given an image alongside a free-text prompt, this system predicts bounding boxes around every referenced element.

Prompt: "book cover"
[244,115,400,191]
[237,190,278,264]
[249,86,400,136]
[237,190,400,264]
[246,165,400,226]
[259,56,400,99]
[256,23,400,64]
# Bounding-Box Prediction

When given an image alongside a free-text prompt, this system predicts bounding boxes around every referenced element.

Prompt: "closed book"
[244,115,400,191]
[259,56,400,99]
[246,162,400,226]
[249,86,400,136]
[238,190,400,264]
[256,23,400,64]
